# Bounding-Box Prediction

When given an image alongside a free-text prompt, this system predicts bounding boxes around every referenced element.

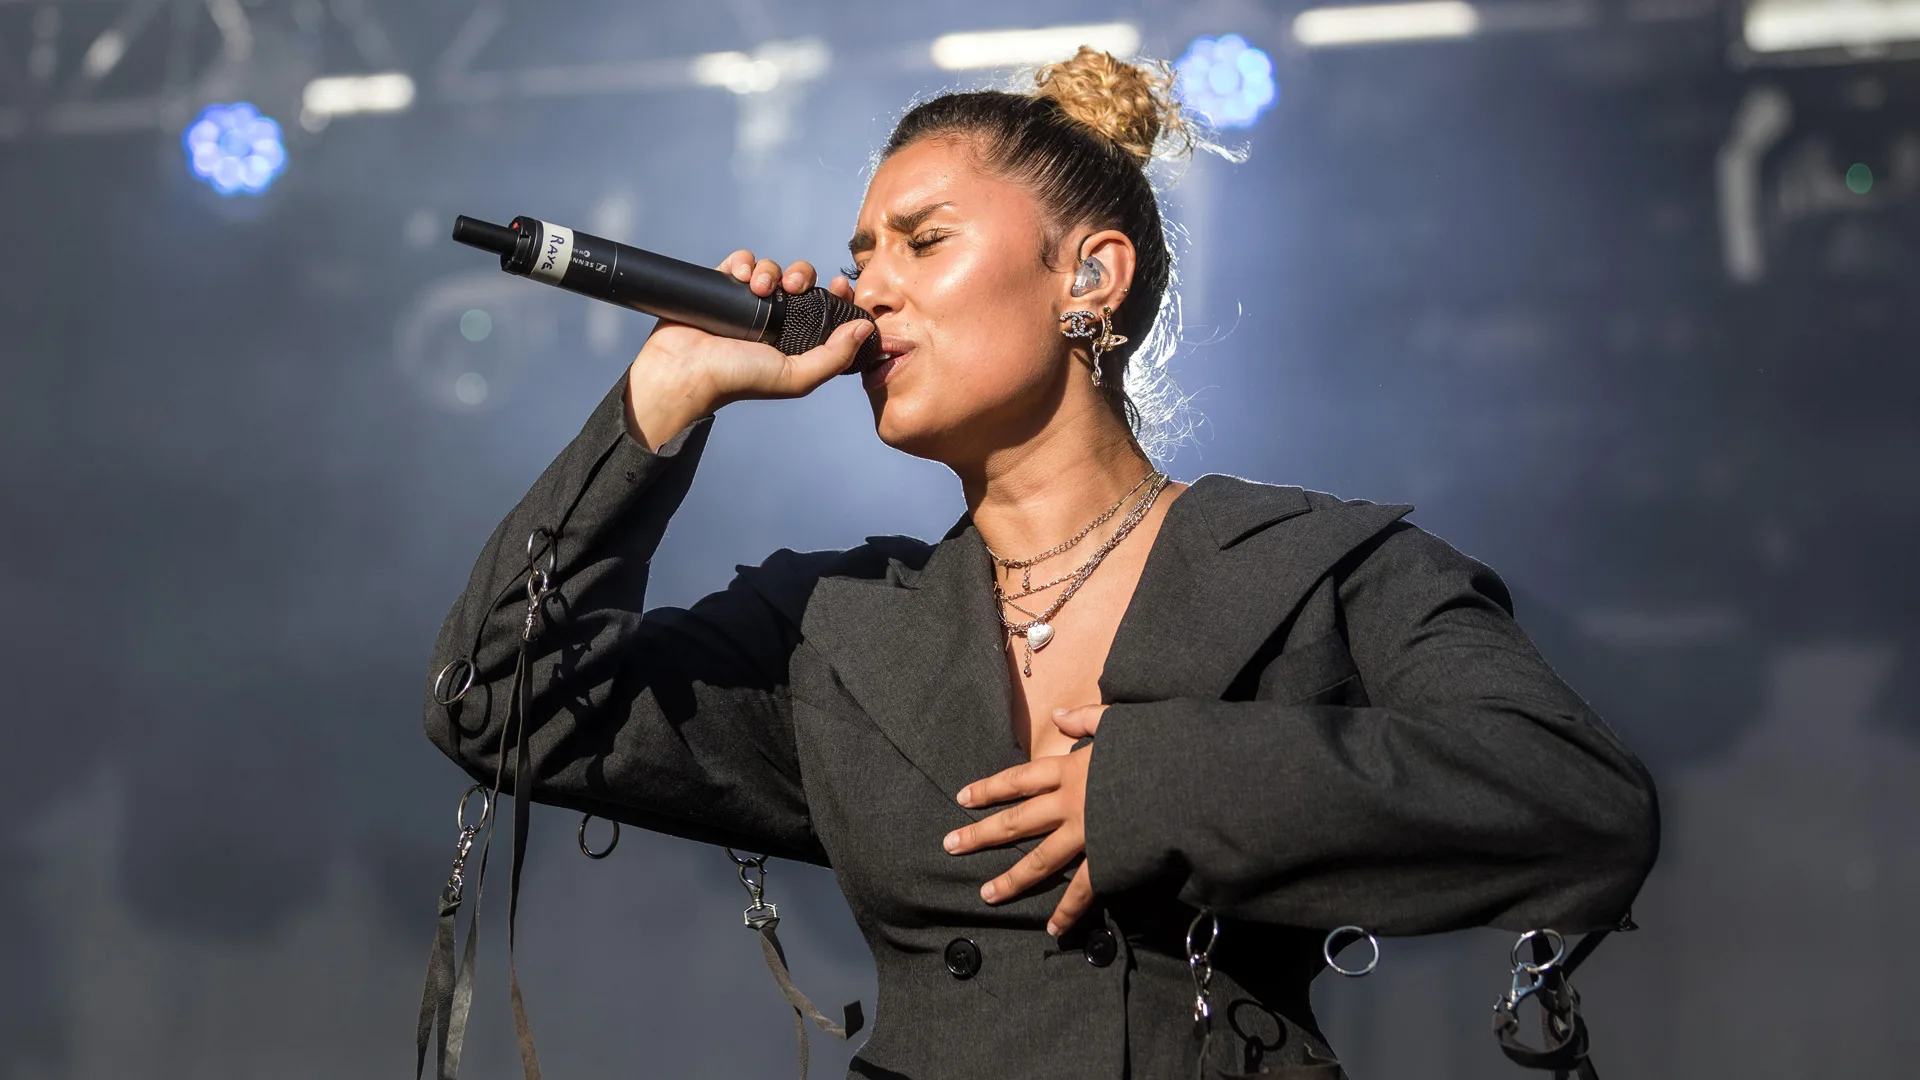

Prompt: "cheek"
[916,255,1059,394]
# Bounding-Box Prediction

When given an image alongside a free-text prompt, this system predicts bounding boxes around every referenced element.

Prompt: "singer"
[424,47,1658,1079]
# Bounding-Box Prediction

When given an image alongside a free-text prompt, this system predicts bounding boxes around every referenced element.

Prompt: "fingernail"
[852,320,873,341]
[1053,707,1069,717]
[753,273,772,291]
[943,831,959,853]
[1046,922,1061,937]
[955,785,971,805]
[980,883,997,902]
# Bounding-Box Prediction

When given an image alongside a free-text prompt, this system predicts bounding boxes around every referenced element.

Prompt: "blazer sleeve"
[1082,521,1660,935]
[422,376,828,866]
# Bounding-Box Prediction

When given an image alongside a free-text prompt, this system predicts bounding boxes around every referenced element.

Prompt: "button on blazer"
[424,378,1660,1080]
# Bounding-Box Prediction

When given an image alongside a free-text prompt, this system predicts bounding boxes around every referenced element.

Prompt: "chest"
[1000,546,1148,759]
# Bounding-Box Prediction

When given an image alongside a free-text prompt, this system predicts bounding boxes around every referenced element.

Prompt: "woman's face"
[846,137,1072,463]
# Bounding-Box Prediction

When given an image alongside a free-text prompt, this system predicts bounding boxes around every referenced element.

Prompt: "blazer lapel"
[804,525,1027,826]
[801,475,1414,825]
[1099,474,1415,703]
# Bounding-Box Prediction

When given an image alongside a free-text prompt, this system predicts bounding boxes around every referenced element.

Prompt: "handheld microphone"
[451,214,883,373]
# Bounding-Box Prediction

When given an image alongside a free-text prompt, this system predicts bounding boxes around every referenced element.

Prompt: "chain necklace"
[993,471,1169,677]
[984,469,1157,592]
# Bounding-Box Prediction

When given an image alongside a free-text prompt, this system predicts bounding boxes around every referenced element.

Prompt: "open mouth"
[862,338,915,390]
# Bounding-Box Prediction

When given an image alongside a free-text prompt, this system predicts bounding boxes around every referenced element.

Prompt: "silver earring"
[1070,256,1105,297]
[1059,307,1127,388]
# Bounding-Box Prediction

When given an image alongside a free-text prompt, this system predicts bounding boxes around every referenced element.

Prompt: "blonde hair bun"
[1032,46,1196,167]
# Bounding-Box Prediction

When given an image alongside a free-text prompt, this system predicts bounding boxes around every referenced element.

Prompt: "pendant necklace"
[988,471,1168,676]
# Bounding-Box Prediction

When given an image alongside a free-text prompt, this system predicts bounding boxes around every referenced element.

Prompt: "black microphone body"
[451,214,883,373]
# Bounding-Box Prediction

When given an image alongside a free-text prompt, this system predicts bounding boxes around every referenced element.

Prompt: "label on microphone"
[530,223,575,284]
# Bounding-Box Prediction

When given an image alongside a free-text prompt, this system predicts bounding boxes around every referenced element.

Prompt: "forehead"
[857,137,1032,223]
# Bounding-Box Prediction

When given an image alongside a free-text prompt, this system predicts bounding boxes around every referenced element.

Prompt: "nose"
[852,261,898,320]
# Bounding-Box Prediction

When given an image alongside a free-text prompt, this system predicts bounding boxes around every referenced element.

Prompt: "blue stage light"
[1175,35,1277,129]
[183,103,287,196]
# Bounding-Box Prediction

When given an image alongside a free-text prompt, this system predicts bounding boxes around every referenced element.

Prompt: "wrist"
[624,362,718,450]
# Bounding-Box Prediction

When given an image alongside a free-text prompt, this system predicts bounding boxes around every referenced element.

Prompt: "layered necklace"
[986,469,1170,677]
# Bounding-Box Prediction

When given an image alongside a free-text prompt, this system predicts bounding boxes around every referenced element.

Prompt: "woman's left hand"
[946,704,1107,936]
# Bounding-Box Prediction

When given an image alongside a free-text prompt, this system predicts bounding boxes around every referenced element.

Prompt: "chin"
[868,385,967,461]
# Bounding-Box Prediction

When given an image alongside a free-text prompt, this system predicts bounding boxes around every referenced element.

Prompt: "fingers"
[746,257,783,296]
[715,252,837,301]
[1051,704,1107,739]
[1048,863,1097,936]
[957,758,1060,811]
[979,829,1084,904]
[715,251,802,297]
[944,791,1057,855]
[780,259,817,294]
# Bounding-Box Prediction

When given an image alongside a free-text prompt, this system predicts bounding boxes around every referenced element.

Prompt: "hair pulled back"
[882,47,1210,457]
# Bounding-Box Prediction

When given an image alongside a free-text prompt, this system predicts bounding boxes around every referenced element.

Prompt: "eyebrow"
[847,201,955,257]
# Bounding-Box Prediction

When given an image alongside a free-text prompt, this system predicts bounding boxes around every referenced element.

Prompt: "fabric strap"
[751,918,865,1079]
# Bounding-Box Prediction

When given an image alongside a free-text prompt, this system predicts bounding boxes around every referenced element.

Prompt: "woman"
[424,48,1659,1079]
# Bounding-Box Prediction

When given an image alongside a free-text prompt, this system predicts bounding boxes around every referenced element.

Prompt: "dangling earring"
[1070,255,1105,297]
[1059,306,1128,388]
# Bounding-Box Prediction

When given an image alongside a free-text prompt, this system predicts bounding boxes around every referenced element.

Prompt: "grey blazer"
[423,378,1659,1080]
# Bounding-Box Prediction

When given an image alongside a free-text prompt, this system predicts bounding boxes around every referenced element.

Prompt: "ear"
[1057,228,1136,316]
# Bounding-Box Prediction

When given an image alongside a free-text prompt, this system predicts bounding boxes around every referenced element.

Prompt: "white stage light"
[692,39,829,94]
[1743,0,1920,54]
[1292,3,1481,47]
[301,73,416,118]
[931,24,1141,70]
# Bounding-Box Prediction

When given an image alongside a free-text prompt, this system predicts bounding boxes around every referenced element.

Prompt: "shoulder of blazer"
[726,534,936,630]
[1185,472,1416,551]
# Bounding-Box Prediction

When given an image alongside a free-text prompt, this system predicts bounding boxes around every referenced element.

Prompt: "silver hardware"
[1510,928,1566,972]
[443,785,491,903]
[433,657,476,705]
[456,785,492,832]
[1186,909,1220,1024]
[525,526,556,575]
[578,814,619,859]
[1322,925,1379,977]
[728,848,780,931]
[1497,928,1567,1011]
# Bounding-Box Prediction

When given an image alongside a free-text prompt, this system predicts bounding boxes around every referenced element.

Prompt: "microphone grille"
[776,289,883,374]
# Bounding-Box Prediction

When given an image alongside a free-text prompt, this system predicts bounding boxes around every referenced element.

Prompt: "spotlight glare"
[930,23,1141,70]
[1293,3,1481,48]
[1745,0,1920,54]
[1175,35,1276,129]
[182,102,286,196]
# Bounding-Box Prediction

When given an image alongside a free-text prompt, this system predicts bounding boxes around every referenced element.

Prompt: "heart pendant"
[1027,622,1054,650]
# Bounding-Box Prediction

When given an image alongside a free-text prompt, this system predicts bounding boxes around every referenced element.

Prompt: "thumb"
[1052,704,1106,738]
[782,318,874,391]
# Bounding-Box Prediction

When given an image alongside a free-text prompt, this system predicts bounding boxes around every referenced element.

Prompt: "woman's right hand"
[624,250,871,450]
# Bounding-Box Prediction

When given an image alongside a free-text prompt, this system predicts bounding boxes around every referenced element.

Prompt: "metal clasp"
[444,785,491,903]
[1186,908,1220,1024]
[1498,928,1566,1011]
[728,848,779,931]
[522,526,556,642]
